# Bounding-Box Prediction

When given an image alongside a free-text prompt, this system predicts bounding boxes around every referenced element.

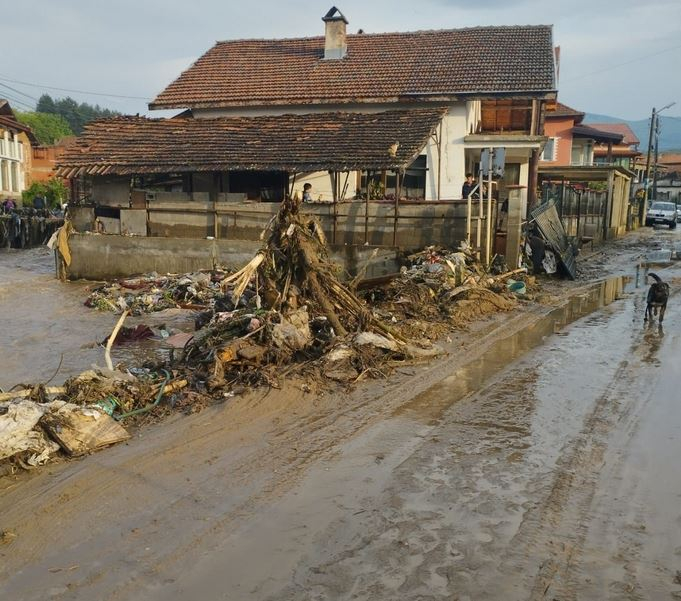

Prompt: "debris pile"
[3,199,536,474]
[0,365,190,474]
[364,244,523,339]
[177,196,414,390]
[85,271,228,314]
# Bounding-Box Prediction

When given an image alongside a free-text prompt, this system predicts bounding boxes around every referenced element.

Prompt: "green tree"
[36,93,56,114]
[36,93,121,134]
[14,111,73,145]
[21,179,69,209]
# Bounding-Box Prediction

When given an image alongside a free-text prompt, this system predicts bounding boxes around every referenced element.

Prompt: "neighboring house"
[654,152,681,203]
[59,8,556,208]
[540,102,623,167]
[31,136,76,184]
[0,99,35,200]
[590,123,641,171]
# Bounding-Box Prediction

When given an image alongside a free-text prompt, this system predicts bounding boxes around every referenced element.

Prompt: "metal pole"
[652,117,660,200]
[364,170,370,244]
[466,194,472,246]
[476,167,483,259]
[332,171,338,244]
[485,149,494,265]
[437,120,443,201]
[643,107,655,208]
[393,170,402,247]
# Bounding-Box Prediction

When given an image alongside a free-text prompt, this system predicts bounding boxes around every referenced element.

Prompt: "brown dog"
[645,272,670,323]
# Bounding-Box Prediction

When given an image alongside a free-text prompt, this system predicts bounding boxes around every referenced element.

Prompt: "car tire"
[645,220,652,227]
[671,221,677,230]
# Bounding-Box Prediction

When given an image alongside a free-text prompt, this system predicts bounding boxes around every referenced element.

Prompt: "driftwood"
[221,197,398,342]
[105,310,130,371]
[0,387,66,403]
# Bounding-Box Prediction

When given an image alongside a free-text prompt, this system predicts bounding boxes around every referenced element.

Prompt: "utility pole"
[643,102,675,220]
[643,107,655,207]
[652,115,661,200]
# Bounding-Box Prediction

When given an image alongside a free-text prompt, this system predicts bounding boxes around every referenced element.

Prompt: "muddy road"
[1,231,680,600]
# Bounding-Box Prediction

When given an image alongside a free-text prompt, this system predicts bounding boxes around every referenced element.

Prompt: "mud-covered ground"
[1,227,680,600]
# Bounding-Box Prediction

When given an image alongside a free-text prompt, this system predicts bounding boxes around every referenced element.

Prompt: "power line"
[0,81,39,103]
[0,93,34,111]
[562,42,681,83]
[0,74,151,101]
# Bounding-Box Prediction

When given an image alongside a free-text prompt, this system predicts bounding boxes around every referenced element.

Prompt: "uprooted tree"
[222,196,400,340]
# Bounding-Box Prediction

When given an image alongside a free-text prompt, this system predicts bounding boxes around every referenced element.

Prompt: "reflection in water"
[641,322,664,365]
[0,248,193,388]
[395,276,628,423]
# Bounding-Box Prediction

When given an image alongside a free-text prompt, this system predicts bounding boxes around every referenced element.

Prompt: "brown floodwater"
[0,247,193,390]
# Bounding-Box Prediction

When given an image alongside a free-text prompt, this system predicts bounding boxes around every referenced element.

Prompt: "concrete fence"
[72,197,485,251]
[65,233,402,281]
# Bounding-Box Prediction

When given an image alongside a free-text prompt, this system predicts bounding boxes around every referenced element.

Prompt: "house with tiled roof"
[0,99,35,201]
[589,123,641,171]
[58,7,558,274]
[540,102,624,167]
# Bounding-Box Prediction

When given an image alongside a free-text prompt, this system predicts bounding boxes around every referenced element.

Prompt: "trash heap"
[2,199,533,474]
[365,243,523,339]
[0,366,190,475]
[177,196,424,390]
[85,271,228,315]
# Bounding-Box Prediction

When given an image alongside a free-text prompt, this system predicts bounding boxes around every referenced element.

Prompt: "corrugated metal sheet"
[531,201,577,280]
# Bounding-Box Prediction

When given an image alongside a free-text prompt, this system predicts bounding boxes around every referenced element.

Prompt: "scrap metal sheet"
[531,202,577,280]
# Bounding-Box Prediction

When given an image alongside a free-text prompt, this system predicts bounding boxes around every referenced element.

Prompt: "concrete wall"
[65,233,401,281]
[132,199,472,249]
[92,175,130,207]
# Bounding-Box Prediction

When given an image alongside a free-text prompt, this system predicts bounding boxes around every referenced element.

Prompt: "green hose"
[114,369,171,420]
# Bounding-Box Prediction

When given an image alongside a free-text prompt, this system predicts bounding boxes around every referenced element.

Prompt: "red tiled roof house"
[540,102,624,167]
[58,7,556,250]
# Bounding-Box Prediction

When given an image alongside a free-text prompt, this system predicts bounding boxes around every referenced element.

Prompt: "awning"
[56,108,446,177]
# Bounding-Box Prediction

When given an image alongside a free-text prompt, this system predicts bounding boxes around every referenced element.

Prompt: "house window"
[541,137,557,161]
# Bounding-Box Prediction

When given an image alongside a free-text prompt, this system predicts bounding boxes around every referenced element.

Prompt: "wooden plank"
[41,410,130,457]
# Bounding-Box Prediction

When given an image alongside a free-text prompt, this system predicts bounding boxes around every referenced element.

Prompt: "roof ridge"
[214,24,553,44]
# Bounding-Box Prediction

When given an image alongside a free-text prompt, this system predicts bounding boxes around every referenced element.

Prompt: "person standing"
[302,182,313,203]
[461,173,477,199]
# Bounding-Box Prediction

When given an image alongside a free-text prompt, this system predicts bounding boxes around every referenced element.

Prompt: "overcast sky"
[2,0,680,121]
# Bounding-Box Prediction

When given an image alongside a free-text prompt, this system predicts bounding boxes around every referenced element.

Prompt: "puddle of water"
[395,276,627,422]
[644,249,673,264]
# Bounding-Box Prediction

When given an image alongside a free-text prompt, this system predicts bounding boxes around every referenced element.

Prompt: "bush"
[21,179,69,209]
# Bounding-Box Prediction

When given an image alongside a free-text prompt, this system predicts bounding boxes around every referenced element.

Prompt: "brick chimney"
[322,7,348,60]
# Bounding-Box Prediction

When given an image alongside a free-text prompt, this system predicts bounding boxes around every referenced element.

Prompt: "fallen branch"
[105,310,130,371]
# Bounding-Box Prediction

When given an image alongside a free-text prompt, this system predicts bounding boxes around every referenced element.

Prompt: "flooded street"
[0,248,191,390]
[145,271,681,601]
[1,234,680,600]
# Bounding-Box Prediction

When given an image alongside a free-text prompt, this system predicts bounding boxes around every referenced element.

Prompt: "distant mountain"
[583,113,681,152]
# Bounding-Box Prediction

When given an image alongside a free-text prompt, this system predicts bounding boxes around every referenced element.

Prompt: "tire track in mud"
[500,315,667,600]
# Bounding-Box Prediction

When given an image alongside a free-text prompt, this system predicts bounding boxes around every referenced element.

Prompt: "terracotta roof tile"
[546,102,584,120]
[150,26,555,109]
[587,123,639,146]
[56,108,446,176]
